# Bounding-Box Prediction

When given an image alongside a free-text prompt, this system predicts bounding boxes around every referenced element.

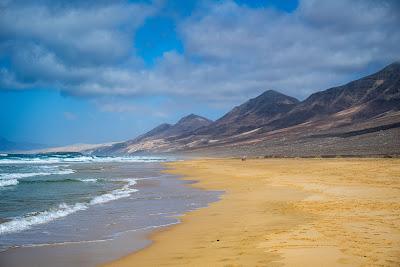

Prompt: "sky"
[0,0,399,146]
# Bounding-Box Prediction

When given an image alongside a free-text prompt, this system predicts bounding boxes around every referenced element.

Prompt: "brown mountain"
[92,62,400,156]
[268,62,400,130]
[133,114,212,141]
[95,114,213,155]
[135,123,172,141]
[195,90,299,137]
[161,114,213,137]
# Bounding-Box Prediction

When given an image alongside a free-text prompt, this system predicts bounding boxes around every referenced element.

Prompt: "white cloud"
[0,0,399,104]
[175,0,400,99]
[0,0,157,91]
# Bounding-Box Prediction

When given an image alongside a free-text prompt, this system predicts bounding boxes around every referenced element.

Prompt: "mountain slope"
[133,114,213,142]
[164,114,213,137]
[196,90,299,137]
[134,123,172,142]
[94,114,213,155]
[269,62,400,129]
[89,62,400,156]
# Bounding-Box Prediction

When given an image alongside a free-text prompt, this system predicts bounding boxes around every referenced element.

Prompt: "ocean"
[0,153,220,266]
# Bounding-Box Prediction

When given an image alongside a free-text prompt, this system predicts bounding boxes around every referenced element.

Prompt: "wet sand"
[0,163,220,267]
[106,158,400,266]
[0,228,151,267]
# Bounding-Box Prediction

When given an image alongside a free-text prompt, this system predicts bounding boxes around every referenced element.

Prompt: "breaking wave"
[0,178,138,235]
[90,179,137,205]
[0,179,19,187]
[0,203,87,235]
[0,154,168,165]
[0,169,76,187]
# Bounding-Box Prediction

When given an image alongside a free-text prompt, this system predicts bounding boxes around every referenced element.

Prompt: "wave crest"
[0,178,138,234]
[0,203,87,235]
[0,179,19,187]
[0,155,168,165]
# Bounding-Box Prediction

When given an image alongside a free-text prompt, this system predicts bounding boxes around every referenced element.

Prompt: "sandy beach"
[106,158,400,266]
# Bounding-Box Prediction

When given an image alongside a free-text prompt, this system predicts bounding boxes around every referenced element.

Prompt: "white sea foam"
[0,172,50,180]
[0,172,50,187]
[0,156,168,165]
[0,178,138,234]
[54,169,75,175]
[88,156,167,163]
[0,203,88,235]
[0,168,76,188]
[90,179,137,205]
[0,158,62,164]
[62,156,94,162]
[79,178,97,183]
[0,179,19,187]
[0,169,75,179]
[39,165,60,169]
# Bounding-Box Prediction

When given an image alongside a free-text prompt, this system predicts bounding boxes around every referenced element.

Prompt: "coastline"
[105,158,400,266]
[0,161,220,267]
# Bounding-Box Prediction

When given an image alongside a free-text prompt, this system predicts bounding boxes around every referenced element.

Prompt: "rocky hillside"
[195,90,299,137]
[94,114,213,155]
[91,62,400,156]
[268,62,400,130]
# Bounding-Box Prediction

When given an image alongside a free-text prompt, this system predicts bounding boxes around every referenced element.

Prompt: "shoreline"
[105,158,400,266]
[0,162,220,267]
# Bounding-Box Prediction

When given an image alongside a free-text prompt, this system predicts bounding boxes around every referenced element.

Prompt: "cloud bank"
[1,0,399,103]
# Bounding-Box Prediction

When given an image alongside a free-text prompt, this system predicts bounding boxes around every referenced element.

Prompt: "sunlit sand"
[106,158,400,266]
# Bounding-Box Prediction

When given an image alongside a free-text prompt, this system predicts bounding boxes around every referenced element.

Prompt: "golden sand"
[105,158,400,266]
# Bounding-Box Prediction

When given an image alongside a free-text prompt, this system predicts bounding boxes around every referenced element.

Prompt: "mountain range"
[72,62,400,156]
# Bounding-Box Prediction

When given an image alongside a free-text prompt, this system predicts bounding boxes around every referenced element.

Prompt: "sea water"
[0,153,220,265]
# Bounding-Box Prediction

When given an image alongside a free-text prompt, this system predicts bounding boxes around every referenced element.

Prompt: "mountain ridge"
[93,114,213,155]
[195,90,299,137]
[85,62,400,156]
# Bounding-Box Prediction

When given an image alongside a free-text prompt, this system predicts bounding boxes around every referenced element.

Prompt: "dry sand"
[105,158,400,266]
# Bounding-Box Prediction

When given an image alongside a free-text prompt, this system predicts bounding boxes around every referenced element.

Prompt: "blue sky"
[0,0,399,146]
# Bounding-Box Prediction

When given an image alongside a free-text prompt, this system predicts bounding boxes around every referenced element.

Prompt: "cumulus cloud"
[0,0,157,90]
[0,0,399,103]
[177,0,400,98]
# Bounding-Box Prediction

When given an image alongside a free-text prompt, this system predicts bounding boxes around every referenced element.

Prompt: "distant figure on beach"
[241,156,247,161]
